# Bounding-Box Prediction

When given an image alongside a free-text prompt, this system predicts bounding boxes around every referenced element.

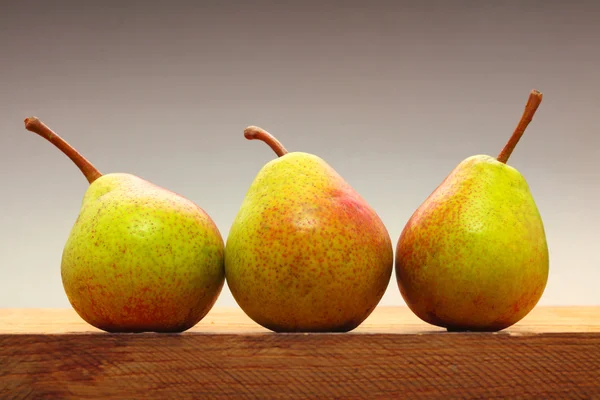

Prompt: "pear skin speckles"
[61,173,225,333]
[225,152,393,333]
[395,155,549,332]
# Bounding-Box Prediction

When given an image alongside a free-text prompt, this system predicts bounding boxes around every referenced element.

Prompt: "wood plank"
[1,332,599,399]
[1,307,599,399]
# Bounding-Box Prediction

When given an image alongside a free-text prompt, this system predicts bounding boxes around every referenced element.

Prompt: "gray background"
[1,1,598,308]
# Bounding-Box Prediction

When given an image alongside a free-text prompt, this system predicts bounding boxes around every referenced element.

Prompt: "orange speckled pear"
[23,117,225,333]
[395,90,549,332]
[225,126,393,332]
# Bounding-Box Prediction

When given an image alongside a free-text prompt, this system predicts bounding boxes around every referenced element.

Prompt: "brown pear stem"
[244,126,288,157]
[497,89,543,164]
[24,117,102,184]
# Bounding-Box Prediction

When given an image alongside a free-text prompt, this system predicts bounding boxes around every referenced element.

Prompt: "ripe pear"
[395,90,549,332]
[23,117,225,333]
[225,126,393,332]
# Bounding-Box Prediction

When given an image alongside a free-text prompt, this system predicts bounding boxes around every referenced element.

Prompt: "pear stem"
[244,126,288,157]
[24,117,102,184]
[497,89,543,164]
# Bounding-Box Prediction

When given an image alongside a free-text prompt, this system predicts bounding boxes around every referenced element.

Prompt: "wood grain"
[1,307,599,399]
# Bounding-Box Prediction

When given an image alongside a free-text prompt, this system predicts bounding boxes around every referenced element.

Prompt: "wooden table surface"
[1,306,599,399]
[1,305,599,334]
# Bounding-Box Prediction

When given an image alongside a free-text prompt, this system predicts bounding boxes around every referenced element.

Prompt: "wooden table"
[1,306,598,399]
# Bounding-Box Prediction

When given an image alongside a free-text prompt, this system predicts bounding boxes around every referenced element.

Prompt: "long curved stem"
[244,126,288,157]
[497,89,543,164]
[24,117,102,184]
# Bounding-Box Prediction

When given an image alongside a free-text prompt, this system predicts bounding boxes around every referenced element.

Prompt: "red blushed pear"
[395,90,549,332]
[23,117,225,333]
[224,126,394,333]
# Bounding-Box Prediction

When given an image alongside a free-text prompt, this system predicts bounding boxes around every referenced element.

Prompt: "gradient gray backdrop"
[1,1,598,309]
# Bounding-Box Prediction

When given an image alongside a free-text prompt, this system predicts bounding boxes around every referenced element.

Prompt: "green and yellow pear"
[24,117,225,333]
[395,90,549,332]
[225,126,393,332]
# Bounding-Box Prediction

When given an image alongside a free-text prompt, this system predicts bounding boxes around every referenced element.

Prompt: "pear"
[395,90,549,332]
[225,126,393,333]
[24,117,225,333]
